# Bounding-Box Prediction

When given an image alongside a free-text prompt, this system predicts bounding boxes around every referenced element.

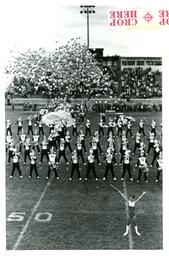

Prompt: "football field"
[6,108,162,250]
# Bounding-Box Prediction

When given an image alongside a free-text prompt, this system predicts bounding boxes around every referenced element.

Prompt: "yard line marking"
[116,136,134,250]
[12,178,53,250]
[123,181,134,250]
[12,122,83,250]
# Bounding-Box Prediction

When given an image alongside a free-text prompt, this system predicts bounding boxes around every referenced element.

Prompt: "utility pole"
[80,6,95,48]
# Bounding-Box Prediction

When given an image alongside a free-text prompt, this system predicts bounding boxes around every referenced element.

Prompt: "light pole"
[80,5,95,48]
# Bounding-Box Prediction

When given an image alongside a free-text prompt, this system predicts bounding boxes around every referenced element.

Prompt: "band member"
[27,116,34,135]
[39,136,49,164]
[7,141,15,164]
[75,138,86,165]
[29,149,39,178]
[119,138,128,165]
[133,132,141,155]
[147,132,155,155]
[138,119,146,137]
[65,131,72,153]
[57,138,69,164]
[101,113,106,124]
[116,118,123,136]
[48,132,56,151]
[79,110,85,124]
[70,149,81,180]
[6,119,12,136]
[85,149,98,180]
[10,149,22,178]
[85,119,91,136]
[51,129,58,151]
[151,120,156,136]
[24,138,31,164]
[113,187,147,236]
[151,140,162,166]
[121,149,133,181]
[156,152,162,182]
[72,119,78,136]
[98,119,105,137]
[19,129,27,153]
[94,131,103,154]
[126,120,133,138]
[17,117,23,135]
[107,118,115,137]
[32,130,40,153]
[138,141,146,157]
[136,152,149,182]
[47,147,59,179]
[103,149,117,180]
[6,134,13,153]
[38,119,44,136]
[90,138,101,165]
[79,130,87,154]
[49,121,55,133]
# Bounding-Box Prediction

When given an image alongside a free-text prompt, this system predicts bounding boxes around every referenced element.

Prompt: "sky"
[1,0,169,60]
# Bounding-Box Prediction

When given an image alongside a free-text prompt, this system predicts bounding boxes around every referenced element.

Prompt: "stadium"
[4,4,162,252]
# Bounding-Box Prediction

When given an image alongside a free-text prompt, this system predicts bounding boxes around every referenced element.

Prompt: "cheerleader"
[111,186,147,236]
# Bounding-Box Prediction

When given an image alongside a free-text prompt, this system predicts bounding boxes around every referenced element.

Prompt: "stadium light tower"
[80,5,95,48]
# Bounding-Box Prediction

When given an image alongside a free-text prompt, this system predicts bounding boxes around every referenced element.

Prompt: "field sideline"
[5,109,162,250]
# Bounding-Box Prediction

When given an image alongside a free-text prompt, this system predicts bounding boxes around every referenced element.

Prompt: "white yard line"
[123,181,134,250]
[12,122,83,250]
[12,178,53,250]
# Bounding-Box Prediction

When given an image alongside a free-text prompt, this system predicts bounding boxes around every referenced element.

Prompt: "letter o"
[34,212,52,222]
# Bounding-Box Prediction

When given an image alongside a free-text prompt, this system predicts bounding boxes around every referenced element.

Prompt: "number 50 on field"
[7,212,52,222]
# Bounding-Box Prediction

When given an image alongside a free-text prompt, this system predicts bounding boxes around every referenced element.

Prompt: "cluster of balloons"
[6,38,111,96]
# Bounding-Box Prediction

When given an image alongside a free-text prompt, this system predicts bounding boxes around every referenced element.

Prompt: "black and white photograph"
[1,0,169,255]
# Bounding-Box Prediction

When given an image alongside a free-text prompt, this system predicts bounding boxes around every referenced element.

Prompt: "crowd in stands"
[7,67,161,100]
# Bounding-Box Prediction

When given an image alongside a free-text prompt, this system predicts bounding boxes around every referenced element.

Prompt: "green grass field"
[5,108,162,250]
